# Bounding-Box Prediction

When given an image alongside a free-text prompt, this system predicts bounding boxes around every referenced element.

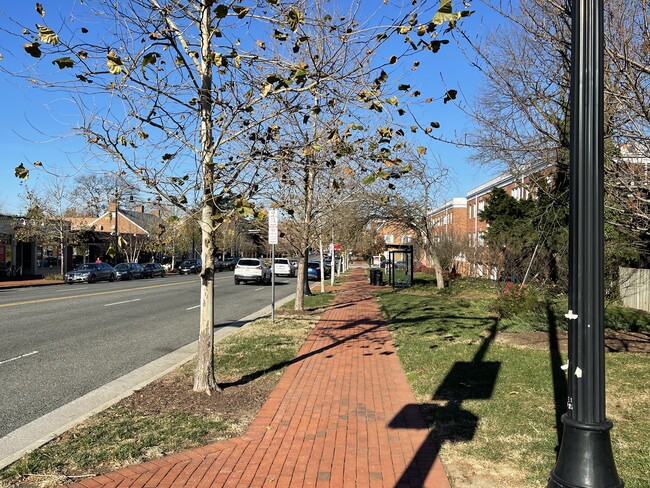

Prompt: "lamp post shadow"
[390,323,501,487]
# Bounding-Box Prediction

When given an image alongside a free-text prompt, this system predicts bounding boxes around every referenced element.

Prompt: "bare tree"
[382,151,450,287]
[8,0,473,391]
[72,174,137,217]
[14,181,77,276]
[456,0,650,266]
[255,0,474,306]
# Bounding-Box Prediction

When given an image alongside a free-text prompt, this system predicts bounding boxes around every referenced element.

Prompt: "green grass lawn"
[377,274,650,487]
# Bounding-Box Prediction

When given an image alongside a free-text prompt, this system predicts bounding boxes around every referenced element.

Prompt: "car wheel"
[234,277,240,285]
[127,272,132,280]
[88,274,96,284]
[109,273,116,282]
[67,281,74,285]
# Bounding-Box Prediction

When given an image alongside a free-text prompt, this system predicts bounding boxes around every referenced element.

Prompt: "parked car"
[142,262,166,278]
[273,258,295,277]
[179,259,202,275]
[307,261,330,281]
[222,257,236,271]
[234,258,272,285]
[114,262,145,280]
[65,262,116,284]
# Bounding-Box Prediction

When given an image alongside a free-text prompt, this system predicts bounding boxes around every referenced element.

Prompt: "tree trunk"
[193,3,219,394]
[319,238,325,292]
[295,162,316,310]
[431,252,445,289]
[60,234,65,276]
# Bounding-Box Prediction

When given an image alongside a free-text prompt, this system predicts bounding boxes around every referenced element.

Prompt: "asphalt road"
[0,272,298,438]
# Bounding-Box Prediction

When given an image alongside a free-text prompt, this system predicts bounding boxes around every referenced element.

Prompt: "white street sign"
[268,209,278,245]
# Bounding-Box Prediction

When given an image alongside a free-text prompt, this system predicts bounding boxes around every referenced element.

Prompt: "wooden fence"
[619,267,650,312]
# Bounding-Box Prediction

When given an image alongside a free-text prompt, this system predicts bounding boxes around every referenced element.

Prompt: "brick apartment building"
[375,163,551,279]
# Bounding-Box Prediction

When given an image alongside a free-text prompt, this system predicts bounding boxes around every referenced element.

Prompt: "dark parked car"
[179,259,202,275]
[142,262,166,278]
[222,257,236,271]
[65,262,116,284]
[114,262,145,280]
[307,261,330,281]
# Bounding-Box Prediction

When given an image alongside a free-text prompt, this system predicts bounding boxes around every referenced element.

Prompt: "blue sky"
[0,1,504,216]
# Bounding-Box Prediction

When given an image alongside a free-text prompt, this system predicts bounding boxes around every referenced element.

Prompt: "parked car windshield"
[181,260,197,266]
[115,264,129,270]
[76,264,97,271]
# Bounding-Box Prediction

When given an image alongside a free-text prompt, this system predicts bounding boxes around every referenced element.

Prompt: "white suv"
[234,258,272,285]
[273,258,295,277]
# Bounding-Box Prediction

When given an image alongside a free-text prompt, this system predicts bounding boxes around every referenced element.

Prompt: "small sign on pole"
[268,208,278,245]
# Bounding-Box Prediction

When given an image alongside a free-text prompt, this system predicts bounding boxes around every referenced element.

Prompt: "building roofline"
[89,210,149,235]
[428,198,467,216]
[465,162,551,198]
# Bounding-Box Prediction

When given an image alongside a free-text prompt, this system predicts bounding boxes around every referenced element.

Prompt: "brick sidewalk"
[69,267,451,487]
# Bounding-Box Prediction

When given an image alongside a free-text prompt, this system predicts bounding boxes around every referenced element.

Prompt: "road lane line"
[0,281,195,309]
[186,305,200,310]
[254,287,265,291]
[104,299,141,307]
[0,351,38,366]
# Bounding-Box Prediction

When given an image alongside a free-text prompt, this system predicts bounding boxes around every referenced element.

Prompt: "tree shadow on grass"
[218,318,386,389]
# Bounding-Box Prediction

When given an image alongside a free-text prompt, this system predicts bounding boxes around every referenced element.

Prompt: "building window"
[478,200,485,211]
[401,235,411,244]
[37,245,60,268]
[478,231,485,247]
[384,234,394,244]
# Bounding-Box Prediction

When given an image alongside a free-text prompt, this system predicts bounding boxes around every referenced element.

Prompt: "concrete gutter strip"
[0,294,296,471]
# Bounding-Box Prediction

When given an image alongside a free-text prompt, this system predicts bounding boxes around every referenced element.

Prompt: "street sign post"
[268,209,278,321]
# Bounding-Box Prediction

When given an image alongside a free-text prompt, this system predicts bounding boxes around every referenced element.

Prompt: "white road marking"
[186,305,200,310]
[0,351,39,366]
[104,298,141,307]
[254,287,265,291]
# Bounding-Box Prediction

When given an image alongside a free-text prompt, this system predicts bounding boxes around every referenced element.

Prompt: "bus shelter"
[386,243,414,288]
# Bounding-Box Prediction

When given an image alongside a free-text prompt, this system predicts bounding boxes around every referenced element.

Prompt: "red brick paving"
[67,267,451,487]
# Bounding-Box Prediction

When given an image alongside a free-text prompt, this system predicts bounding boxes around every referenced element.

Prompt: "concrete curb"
[0,280,65,290]
[0,293,296,471]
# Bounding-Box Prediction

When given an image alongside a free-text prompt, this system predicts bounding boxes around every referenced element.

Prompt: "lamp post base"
[548,415,623,488]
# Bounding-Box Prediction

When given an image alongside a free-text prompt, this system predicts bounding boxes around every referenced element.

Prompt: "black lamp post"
[547,0,622,486]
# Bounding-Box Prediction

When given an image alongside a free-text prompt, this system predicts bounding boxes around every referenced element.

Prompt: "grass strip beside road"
[0,293,335,488]
[376,275,650,488]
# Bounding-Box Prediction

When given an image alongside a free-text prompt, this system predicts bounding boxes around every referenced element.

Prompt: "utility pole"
[547,0,622,486]
[113,188,120,264]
